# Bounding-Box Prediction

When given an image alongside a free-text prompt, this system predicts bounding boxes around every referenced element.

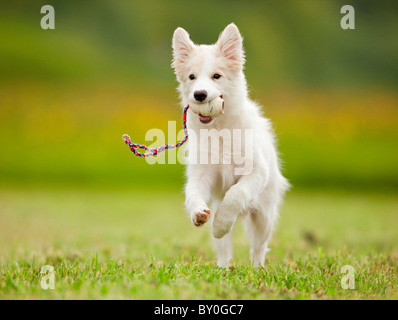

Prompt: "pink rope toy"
[122,106,189,157]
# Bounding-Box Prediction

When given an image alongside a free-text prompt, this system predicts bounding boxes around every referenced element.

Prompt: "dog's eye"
[189,74,195,80]
[213,73,221,80]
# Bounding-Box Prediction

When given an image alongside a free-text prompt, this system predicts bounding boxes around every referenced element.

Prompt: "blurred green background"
[0,0,397,191]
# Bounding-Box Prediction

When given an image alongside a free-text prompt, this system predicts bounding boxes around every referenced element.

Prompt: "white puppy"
[172,23,289,268]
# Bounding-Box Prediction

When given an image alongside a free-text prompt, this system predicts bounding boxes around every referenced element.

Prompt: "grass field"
[1,187,397,299]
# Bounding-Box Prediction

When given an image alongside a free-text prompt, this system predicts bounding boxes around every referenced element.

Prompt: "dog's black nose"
[194,90,207,102]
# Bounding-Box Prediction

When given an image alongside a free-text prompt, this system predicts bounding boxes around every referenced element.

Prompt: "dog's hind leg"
[242,207,275,267]
[212,229,234,268]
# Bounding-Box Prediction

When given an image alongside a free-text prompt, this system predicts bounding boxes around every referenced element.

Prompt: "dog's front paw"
[212,205,237,239]
[191,208,211,227]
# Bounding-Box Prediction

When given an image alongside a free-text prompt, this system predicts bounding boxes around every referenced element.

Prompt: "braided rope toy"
[122,97,224,157]
[122,106,189,157]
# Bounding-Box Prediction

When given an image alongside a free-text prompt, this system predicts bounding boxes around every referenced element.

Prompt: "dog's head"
[172,23,245,123]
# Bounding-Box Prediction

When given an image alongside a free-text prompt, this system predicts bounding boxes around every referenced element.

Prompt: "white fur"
[172,23,289,268]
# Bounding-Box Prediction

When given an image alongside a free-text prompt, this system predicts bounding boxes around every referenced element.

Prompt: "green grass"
[0,187,397,299]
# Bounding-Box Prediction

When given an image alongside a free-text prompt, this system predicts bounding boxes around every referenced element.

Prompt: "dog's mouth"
[199,114,214,124]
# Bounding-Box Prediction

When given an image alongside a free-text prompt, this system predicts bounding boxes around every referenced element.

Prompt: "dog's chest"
[213,164,238,196]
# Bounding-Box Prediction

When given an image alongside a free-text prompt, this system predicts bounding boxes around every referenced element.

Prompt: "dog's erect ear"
[216,23,245,68]
[172,27,195,69]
